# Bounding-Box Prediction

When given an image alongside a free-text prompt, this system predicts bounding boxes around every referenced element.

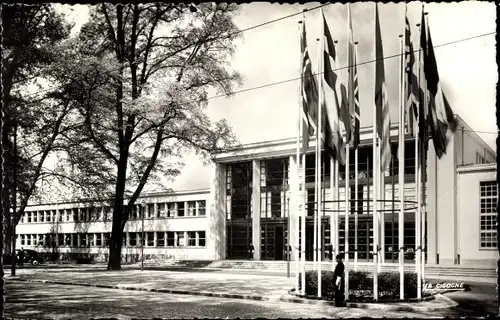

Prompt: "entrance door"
[261,227,275,260]
[305,225,314,261]
[275,226,284,260]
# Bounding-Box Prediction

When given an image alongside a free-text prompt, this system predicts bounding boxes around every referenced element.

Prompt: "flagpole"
[422,11,429,293]
[301,152,306,295]
[354,35,359,270]
[344,3,352,300]
[313,37,319,274]
[398,33,405,301]
[415,15,423,300]
[330,156,335,271]
[335,155,340,259]
[295,19,304,295]
[372,3,379,301]
[316,19,323,296]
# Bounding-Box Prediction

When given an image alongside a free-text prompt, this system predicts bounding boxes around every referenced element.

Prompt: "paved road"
[5,281,444,319]
[442,282,498,317]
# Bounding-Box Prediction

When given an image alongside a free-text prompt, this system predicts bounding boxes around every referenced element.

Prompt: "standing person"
[18,247,25,267]
[248,243,255,260]
[334,254,345,307]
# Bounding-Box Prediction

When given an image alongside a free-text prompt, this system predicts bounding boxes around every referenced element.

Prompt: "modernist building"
[16,115,497,267]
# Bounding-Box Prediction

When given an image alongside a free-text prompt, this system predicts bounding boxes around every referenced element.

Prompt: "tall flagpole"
[422,12,429,292]
[398,33,405,301]
[316,19,323,296]
[354,41,359,272]
[415,16,422,300]
[330,156,335,271]
[301,152,306,295]
[335,154,340,259]
[372,3,379,301]
[295,19,303,295]
[313,37,319,273]
[344,3,351,300]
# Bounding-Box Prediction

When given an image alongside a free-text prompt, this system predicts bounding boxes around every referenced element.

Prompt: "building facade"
[16,116,497,267]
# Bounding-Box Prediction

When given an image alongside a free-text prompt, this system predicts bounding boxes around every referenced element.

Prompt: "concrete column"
[427,141,438,264]
[435,135,458,265]
[252,160,261,260]
[289,155,299,261]
[208,163,227,259]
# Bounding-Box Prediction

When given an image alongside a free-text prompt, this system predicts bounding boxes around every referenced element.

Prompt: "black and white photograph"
[1,1,498,319]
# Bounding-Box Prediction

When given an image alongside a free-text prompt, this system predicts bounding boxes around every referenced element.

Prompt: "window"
[147,232,155,247]
[73,209,79,222]
[58,210,63,222]
[104,233,111,246]
[167,232,175,247]
[198,231,206,247]
[158,203,167,217]
[26,212,31,223]
[64,234,71,246]
[187,201,196,216]
[476,152,485,164]
[157,232,165,247]
[20,235,26,246]
[198,201,206,216]
[177,202,185,217]
[96,233,102,246]
[88,234,95,247]
[33,212,38,223]
[32,234,37,246]
[480,181,498,248]
[167,203,176,217]
[129,206,136,220]
[45,211,50,222]
[79,233,87,247]
[72,234,78,247]
[26,234,32,246]
[187,231,196,246]
[148,204,155,218]
[58,234,64,246]
[79,208,86,222]
[176,232,185,246]
[129,233,137,246]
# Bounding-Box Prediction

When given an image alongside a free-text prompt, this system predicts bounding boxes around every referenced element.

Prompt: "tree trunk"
[107,162,129,270]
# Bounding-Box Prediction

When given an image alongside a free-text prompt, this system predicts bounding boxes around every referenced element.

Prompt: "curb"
[10,278,457,311]
[279,294,457,312]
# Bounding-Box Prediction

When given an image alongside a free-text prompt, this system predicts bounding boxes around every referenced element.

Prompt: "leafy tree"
[1,4,71,259]
[58,3,242,270]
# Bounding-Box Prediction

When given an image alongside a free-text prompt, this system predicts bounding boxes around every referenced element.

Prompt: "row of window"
[18,231,207,248]
[480,181,497,248]
[20,200,207,224]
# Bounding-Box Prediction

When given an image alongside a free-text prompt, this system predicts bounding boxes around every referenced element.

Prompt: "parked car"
[20,249,44,265]
[3,249,45,266]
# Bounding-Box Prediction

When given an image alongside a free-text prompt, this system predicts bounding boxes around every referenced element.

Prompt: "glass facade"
[224,140,423,262]
[226,162,253,259]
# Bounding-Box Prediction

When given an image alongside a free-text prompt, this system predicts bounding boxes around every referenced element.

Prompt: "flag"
[348,5,360,149]
[374,4,391,171]
[300,20,319,153]
[423,22,458,158]
[404,9,418,137]
[322,13,346,165]
[418,8,429,146]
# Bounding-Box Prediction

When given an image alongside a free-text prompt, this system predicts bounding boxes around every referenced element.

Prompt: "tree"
[1,4,71,259]
[58,3,242,270]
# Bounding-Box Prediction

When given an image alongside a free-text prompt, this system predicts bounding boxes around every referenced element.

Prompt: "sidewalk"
[7,266,457,312]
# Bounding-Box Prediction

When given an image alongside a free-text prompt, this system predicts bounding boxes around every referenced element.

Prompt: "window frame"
[479,181,498,249]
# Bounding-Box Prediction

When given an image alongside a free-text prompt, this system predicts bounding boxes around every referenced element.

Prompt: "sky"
[55,2,496,193]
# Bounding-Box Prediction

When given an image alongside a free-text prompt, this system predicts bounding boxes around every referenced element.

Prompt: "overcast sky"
[57,2,496,193]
